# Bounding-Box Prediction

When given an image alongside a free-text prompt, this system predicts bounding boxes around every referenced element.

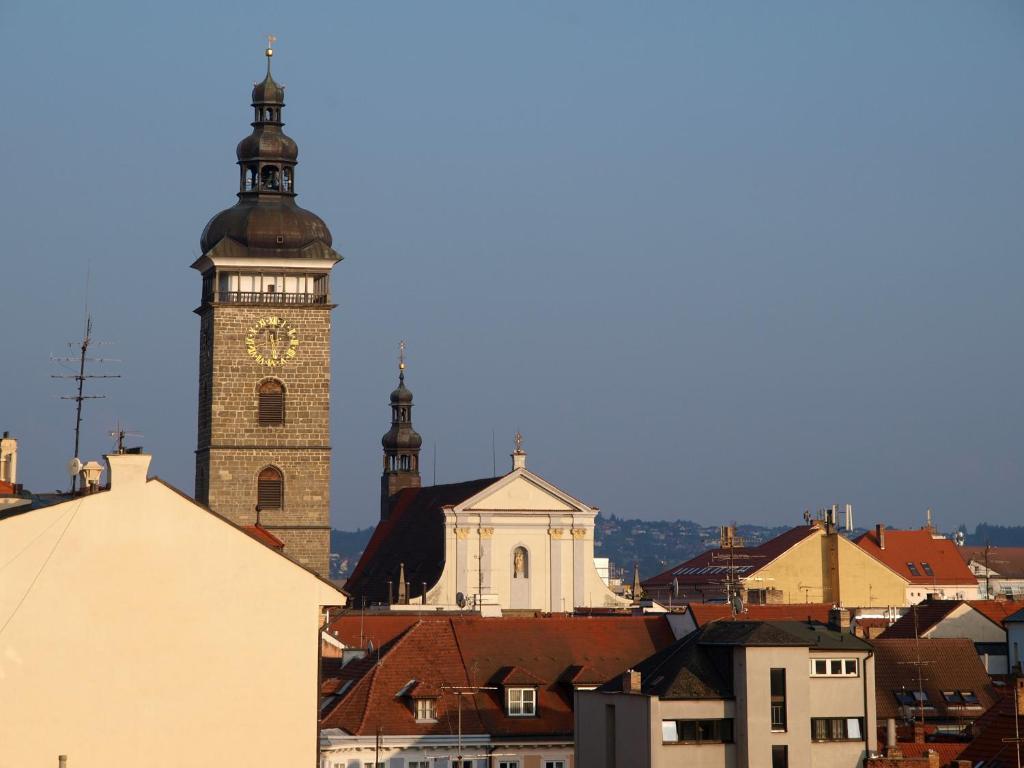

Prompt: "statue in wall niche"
[513,547,528,578]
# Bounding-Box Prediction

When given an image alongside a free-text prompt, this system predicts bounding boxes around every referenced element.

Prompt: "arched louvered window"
[258,380,285,426]
[257,466,283,509]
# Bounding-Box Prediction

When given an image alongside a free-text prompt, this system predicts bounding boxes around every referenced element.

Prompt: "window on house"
[907,562,920,577]
[507,687,536,716]
[257,466,283,509]
[258,380,285,425]
[960,690,979,705]
[606,704,616,768]
[942,690,961,703]
[811,717,864,741]
[413,698,437,721]
[498,762,520,768]
[770,668,787,731]
[810,657,860,677]
[661,719,734,744]
[921,562,934,577]
[771,745,788,768]
[407,762,431,768]
[543,762,565,768]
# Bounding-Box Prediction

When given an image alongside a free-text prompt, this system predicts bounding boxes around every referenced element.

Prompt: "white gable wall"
[425,470,628,612]
[0,453,343,768]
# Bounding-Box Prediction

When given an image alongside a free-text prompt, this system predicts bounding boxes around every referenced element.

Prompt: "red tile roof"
[0,480,15,495]
[242,524,285,550]
[957,684,1024,767]
[685,602,836,628]
[893,742,966,763]
[879,599,1018,639]
[320,614,675,737]
[855,529,978,587]
[870,637,998,722]
[644,525,820,591]
[967,599,1021,628]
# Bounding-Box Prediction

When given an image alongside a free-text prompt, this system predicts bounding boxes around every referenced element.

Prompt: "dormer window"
[506,687,536,717]
[907,562,920,577]
[413,697,437,722]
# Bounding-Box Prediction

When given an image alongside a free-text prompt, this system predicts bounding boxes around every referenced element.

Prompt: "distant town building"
[855,526,980,604]
[192,44,341,577]
[0,451,344,766]
[319,614,675,767]
[644,520,908,608]
[958,545,1024,600]
[344,368,629,612]
[576,619,877,767]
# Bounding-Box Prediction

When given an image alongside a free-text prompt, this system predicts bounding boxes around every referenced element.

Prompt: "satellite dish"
[456,592,466,609]
[67,458,82,477]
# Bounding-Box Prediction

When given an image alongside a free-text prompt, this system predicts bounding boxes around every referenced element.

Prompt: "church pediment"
[458,470,593,514]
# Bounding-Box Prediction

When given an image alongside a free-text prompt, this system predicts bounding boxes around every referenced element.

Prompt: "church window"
[512,547,529,579]
[507,687,536,716]
[258,380,285,425]
[261,165,280,190]
[257,466,284,509]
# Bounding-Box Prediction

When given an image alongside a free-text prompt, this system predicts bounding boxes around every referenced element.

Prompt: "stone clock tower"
[192,45,341,577]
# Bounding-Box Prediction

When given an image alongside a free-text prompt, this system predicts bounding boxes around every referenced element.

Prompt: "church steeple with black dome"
[381,342,422,519]
[192,41,342,578]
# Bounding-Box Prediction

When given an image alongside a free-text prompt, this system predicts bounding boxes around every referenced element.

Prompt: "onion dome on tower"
[380,342,422,519]
[198,41,341,262]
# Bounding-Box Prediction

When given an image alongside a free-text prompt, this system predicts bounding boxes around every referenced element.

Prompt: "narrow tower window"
[258,380,285,425]
[257,466,284,509]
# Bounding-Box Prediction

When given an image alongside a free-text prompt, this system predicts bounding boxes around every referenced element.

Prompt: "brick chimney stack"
[622,669,641,694]
[875,523,886,550]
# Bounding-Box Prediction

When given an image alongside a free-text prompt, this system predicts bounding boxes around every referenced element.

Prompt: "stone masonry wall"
[196,301,332,576]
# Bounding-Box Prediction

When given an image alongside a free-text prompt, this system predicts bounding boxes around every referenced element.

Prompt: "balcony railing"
[210,291,329,306]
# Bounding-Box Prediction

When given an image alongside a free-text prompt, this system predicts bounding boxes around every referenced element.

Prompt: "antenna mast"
[51,313,120,491]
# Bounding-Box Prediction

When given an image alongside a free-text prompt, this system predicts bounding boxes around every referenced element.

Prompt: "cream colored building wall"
[425,471,629,612]
[0,454,343,768]
[807,650,876,756]
[654,699,737,768]
[734,646,813,767]
[924,604,1006,642]
[906,582,981,604]
[749,529,907,607]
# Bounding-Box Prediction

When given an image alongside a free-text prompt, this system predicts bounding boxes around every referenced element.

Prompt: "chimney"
[912,721,924,744]
[875,523,886,550]
[0,431,17,484]
[719,525,735,548]
[829,607,851,632]
[621,669,641,694]
[79,461,105,493]
[104,453,152,493]
[885,718,898,755]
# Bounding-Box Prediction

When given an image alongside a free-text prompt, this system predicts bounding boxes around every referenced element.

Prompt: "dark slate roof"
[597,620,869,701]
[344,477,499,604]
[1006,606,1024,623]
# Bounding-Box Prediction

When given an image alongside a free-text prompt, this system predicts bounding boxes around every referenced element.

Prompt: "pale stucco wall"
[924,604,1006,643]
[0,454,343,768]
[749,528,907,608]
[575,690,653,768]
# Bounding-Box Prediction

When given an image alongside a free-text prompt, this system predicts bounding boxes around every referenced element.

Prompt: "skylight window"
[960,690,978,705]
[921,562,934,577]
[906,562,920,577]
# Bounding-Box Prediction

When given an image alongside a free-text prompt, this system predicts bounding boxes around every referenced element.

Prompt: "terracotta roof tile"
[686,602,836,628]
[957,684,1024,767]
[870,637,998,722]
[959,546,1024,579]
[320,614,674,738]
[855,529,977,586]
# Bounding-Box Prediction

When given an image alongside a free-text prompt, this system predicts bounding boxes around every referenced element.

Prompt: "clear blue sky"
[2,2,1022,531]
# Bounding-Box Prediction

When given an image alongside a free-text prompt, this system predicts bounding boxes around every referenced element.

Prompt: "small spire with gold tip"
[398,340,406,383]
[265,34,276,72]
[511,431,527,470]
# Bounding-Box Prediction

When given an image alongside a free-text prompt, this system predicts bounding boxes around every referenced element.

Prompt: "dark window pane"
[257,466,283,508]
[679,721,697,742]
[772,745,788,768]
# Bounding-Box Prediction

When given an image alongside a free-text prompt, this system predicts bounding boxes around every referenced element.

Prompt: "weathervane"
[514,431,523,454]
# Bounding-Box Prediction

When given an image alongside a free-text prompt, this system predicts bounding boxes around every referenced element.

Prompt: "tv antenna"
[51,307,120,492]
[109,423,143,454]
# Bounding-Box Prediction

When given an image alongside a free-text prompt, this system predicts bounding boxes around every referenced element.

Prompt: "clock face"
[245,316,299,367]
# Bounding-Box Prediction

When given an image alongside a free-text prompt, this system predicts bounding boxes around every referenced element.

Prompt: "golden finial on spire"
[266,34,277,58]
[514,431,523,454]
[398,340,406,372]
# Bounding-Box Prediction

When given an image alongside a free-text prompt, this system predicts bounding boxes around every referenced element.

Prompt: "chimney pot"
[875,523,886,550]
